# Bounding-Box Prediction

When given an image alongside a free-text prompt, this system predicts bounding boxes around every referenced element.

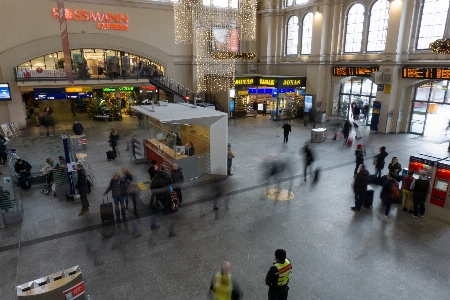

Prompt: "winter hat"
[357,144,363,149]
[228,143,231,148]
[275,249,286,262]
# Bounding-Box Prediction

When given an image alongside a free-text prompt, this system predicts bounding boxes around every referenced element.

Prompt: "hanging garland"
[430,38,450,54]
[210,52,257,60]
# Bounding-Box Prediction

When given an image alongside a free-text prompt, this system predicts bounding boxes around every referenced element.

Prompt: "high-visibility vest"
[273,259,292,286]
[213,273,232,300]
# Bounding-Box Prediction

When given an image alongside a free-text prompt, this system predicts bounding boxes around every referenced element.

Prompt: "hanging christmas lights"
[430,38,450,54]
[174,0,257,93]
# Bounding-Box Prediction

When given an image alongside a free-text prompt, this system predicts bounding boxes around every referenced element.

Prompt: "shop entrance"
[338,77,377,125]
[410,81,450,136]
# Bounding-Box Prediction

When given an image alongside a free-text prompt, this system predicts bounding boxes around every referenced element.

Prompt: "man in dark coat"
[282,121,291,143]
[151,165,172,214]
[374,146,389,177]
[380,172,398,221]
[302,142,314,182]
[14,159,32,190]
[253,100,258,117]
[352,164,369,211]
[72,120,83,135]
[75,164,90,216]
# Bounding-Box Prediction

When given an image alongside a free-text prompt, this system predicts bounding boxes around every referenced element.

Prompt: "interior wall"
[209,116,227,175]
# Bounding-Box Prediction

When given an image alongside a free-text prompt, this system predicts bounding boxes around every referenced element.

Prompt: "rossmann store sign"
[52,8,129,30]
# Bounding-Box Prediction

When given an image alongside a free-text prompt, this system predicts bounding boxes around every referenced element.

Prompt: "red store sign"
[52,8,129,30]
[141,85,157,91]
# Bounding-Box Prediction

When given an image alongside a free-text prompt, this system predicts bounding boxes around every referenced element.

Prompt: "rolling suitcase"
[364,186,374,208]
[346,137,353,147]
[100,196,114,222]
[169,191,179,212]
[106,150,115,161]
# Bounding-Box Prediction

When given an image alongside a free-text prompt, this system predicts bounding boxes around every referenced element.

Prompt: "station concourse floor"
[1,112,450,299]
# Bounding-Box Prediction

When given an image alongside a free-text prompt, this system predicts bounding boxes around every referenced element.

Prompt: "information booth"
[132,103,228,179]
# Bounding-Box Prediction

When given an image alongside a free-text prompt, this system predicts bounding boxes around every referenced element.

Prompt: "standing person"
[374,146,389,177]
[72,120,83,135]
[342,120,352,146]
[75,164,89,216]
[350,101,357,119]
[302,142,314,182]
[388,156,402,181]
[171,164,184,206]
[351,164,369,211]
[148,160,159,209]
[380,173,399,221]
[44,105,53,116]
[109,128,119,157]
[263,101,267,116]
[103,172,127,222]
[70,99,76,116]
[209,261,241,300]
[0,134,7,165]
[253,100,258,117]
[150,165,171,215]
[401,170,415,213]
[362,104,369,122]
[34,107,40,126]
[266,249,292,300]
[411,170,430,218]
[14,159,32,191]
[354,143,365,175]
[227,143,235,176]
[282,121,291,144]
[352,105,360,121]
[124,168,138,214]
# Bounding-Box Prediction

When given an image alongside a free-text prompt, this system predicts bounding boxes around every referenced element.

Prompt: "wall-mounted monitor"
[434,178,449,192]
[211,27,240,53]
[0,83,12,101]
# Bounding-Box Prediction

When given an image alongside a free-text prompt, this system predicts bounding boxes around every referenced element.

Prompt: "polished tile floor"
[1,111,450,299]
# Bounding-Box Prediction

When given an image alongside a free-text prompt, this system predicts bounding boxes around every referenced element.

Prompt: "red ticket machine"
[429,158,450,208]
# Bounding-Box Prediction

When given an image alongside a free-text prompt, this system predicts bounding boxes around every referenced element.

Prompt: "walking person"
[148,160,159,208]
[150,165,171,215]
[302,141,314,182]
[34,107,40,126]
[171,163,184,206]
[381,172,399,221]
[75,164,90,216]
[374,146,389,177]
[401,170,415,213]
[123,168,138,214]
[227,143,235,176]
[282,121,291,144]
[263,101,267,116]
[103,172,127,222]
[351,165,369,211]
[266,249,292,300]
[109,128,119,157]
[411,170,430,218]
[72,120,83,135]
[342,120,352,146]
[209,261,242,300]
[354,143,365,175]
[253,100,258,117]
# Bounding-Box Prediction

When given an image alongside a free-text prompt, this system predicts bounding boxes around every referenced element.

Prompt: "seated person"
[185,142,195,156]
[41,157,55,184]
[14,159,32,191]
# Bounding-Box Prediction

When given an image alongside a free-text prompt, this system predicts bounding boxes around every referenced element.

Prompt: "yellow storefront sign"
[65,86,92,92]
[238,91,248,95]
[282,79,301,86]
[235,78,254,85]
[259,78,276,86]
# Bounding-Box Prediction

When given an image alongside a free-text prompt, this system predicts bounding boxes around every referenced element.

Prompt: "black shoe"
[350,206,360,211]
[115,218,120,222]
[213,206,219,211]
[151,225,160,230]
[402,208,408,212]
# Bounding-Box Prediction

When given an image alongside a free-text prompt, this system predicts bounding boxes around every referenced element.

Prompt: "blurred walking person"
[209,261,242,300]
[171,163,184,206]
[302,142,315,182]
[351,165,369,211]
[227,143,235,176]
[342,120,352,146]
[75,164,90,216]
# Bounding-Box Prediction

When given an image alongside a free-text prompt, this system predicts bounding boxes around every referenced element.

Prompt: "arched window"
[286,0,294,7]
[301,13,313,55]
[367,0,390,52]
[295,0,309,4]
[286,16,299,55]
[344,3,365,53]
[417,0,450,50]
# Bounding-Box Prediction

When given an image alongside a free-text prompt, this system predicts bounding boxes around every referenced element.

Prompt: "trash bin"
[70,135,87,151]
[311,128,326,143]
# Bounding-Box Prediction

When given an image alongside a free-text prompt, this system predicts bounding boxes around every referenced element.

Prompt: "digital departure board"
[333,67,379,77]
[402,67,450,79]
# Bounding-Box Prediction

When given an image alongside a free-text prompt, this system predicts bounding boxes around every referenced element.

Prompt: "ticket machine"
[423,157,450,222]
[409,154,434,175]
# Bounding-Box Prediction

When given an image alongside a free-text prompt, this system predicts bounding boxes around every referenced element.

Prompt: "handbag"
[127,182,138,195]
[372,158,378,166]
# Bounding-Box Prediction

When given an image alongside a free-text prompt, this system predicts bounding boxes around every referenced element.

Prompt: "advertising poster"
[63,281,85,299]
[56,0,74,84]
[211,27,240,52]
[370,101,381,132]
[0,83,11,101]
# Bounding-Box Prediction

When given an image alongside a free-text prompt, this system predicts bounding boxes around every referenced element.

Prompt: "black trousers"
[413,196,426,216]
[354,162,361,174]
[80,194,89,211]
[283,134,289,143]
[268,286,289,300]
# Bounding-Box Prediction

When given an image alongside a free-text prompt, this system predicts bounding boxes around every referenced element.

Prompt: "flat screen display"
[434,179,449,192]
[304,95,313,113]
[0,83,12,101]
[211,27,240,52]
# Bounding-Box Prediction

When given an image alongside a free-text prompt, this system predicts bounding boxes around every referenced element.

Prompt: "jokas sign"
[53,8,129,31]
[234,77,306,88]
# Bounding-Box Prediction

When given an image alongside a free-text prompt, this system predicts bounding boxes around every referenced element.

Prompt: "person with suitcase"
[342,120,352,146]
[351,164,369,211]
[103,172,127,222]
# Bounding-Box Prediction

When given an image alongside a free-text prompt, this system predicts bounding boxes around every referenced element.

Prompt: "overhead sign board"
[402,67,450,79]
[333,67,379,77]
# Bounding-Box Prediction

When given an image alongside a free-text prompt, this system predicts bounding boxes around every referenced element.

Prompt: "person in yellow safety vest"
[265,249,292,300]
[209,261,241,300]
